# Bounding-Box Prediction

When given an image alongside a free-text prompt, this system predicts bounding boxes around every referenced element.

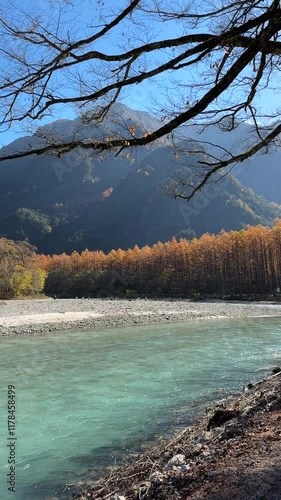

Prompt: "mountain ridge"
[0,103,280,254]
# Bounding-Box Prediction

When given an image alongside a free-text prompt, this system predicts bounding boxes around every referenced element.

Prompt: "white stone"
[164,454,186,470]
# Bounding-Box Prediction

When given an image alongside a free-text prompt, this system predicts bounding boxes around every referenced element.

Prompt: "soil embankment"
[74,371,281,499]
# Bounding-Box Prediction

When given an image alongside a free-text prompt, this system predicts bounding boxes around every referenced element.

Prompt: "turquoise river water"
[1,316,281,500]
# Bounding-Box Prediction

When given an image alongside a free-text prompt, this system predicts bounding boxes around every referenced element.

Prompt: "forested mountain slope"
[0,104,280,253]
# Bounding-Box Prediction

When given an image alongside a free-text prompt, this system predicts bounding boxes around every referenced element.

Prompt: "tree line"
[38,221,281,299]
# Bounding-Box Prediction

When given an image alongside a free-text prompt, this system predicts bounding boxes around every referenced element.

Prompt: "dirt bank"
[74,370,281,499]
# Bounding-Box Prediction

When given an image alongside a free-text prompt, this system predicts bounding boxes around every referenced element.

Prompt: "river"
[0,316,281,499]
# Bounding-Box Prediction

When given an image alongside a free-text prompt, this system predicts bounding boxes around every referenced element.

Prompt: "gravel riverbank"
[1,298,281,336]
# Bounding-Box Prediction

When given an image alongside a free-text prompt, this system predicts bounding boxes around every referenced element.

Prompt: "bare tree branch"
[0,0,280,199]
[176,121,281,201]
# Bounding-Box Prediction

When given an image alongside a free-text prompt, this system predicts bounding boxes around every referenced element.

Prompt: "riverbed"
[1,298,281,335]
[1,315,281,499]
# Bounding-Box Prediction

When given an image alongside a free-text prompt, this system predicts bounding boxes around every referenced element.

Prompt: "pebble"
[164,454,186,470]
[2,299,281,336]
[242,406,255,417]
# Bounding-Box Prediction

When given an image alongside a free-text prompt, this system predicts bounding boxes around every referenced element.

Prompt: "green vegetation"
[1,208,52,242]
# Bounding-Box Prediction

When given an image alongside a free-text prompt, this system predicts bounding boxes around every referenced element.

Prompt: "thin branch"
[177,122,281,201]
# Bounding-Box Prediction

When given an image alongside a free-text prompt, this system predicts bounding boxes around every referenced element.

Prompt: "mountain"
[184,121,281,204]
[0,103,280,254]
[234,151,281,203]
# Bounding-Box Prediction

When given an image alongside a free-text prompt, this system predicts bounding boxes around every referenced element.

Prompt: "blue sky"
[0,0,173,145]
[0,0,278,147]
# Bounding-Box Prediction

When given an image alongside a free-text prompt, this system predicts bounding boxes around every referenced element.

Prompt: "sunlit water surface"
[1,317,281,499]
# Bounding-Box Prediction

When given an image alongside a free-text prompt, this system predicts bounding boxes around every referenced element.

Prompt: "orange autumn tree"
[42,221,281,299]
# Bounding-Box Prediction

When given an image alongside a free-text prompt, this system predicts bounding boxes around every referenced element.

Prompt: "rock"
[246,383,253,390]
[265,392,277,403]
[193,443,211,456]
[242,406,255,417]
[195,431,209,444]
[180,464,192,472]
[223,420,243,438]
[164,454,186,470]
[207,409,240,431]
[272,366,281,374]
